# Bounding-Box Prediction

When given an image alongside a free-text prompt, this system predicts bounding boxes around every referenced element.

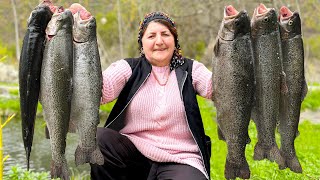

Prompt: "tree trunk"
[11,0,20,62]
[117,0,124,58]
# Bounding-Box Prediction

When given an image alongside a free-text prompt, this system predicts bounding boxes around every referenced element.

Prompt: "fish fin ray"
[90,147,104,165]
[213,37,220,57]
[224,158,250,179]
[301,79,308,101]
[68,118,77,133]
[51,159,70,180]
[45,125,50,139]
[217,126,226,141]
[75,145,104,166]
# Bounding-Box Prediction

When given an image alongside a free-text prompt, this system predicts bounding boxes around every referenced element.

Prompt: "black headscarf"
[137,11,184,70]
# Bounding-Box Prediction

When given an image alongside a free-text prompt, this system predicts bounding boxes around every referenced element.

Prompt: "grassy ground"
[1,83,320,179]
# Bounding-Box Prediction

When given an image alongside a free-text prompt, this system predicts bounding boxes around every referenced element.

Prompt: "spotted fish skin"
[19,5,52,170]
[40,9,73,180]
[69,6,104,166]
[212,6,254,180]
[250,4,286,168]
[278,6,308,173]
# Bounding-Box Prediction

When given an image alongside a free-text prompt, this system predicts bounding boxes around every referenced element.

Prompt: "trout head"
[279,6,301,40]
[45,8,74,41]
[251,3,278,37]
[27,5,52,33]
[70,4,96,43]
[219,5,250,41]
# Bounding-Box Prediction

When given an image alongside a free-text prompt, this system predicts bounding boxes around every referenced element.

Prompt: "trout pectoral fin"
[217,125,226,141]
[301,79,308,101]
[68,118,77,133]
[213,38,220,57]
[45,125,50,139]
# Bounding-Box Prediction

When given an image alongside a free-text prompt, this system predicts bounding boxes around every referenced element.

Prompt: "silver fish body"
[40,9,74,180]
[279,8,308,173]
[212,7,254,180]
[70,11,104,166]
[19,5,52,170]
[250,5,286,167]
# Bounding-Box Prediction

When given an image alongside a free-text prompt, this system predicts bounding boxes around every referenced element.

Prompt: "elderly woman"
[90,11,213,180]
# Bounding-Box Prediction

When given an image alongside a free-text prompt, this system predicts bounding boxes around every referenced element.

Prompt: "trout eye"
[235,20,240,26]
[288,20,293,25]
[264,17,269,22]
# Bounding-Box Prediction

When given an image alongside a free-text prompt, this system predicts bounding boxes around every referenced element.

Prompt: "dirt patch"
[0,62,18,83]
[300,109,320,124]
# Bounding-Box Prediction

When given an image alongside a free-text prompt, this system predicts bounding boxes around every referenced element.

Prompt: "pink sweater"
[101,59,213,179]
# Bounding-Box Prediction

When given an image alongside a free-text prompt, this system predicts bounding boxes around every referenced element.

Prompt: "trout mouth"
[38,0,55,12]
[279,6,293,22]
[47,34,55,41]
[224,5,248,22]
[224,5,239,20]
[255,3,273,18]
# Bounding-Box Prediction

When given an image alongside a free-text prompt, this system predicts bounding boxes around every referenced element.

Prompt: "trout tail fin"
[74,145,104,166]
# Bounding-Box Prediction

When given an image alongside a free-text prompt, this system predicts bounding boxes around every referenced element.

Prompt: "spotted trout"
[250,3,287,167]
[278,6,308,173]
[19,3,52,170]
[69,3,104,166]
[40,8,73,180]
[212,5,254,179]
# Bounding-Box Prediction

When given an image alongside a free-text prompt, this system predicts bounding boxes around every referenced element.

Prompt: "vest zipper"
[105,73,151,128]
[180,71,209,179]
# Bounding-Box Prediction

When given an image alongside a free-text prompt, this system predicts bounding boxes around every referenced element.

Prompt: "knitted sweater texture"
[101,59,213,178]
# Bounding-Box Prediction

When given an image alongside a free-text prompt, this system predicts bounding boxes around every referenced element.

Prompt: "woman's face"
[141,21,175,67]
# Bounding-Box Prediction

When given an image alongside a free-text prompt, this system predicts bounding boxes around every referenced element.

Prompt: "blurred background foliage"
[0,0,319,82]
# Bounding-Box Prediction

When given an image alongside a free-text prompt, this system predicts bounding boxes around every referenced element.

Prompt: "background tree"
[0,0,318,81]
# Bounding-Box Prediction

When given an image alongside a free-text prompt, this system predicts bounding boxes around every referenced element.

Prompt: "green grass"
[199,96,320,180]
[0,98,20,114]
[0,81,18,87]
[301,88,320,111]
[1,83,320,179]
[99,99,116,118]
[4,166,91,180]
[3,166,49,180]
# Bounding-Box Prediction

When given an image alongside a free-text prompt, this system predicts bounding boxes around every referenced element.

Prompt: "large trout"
[40,8,73,180]
[69,3,104,166]
[250,3,286,167]
[278,6,308,173]
[212,5,254,179]
[19,3,52,170]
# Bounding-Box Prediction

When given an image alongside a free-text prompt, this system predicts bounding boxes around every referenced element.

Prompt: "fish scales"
[212,6,254,180]
[250,4,286,168]
[69,5,104,166]
[40,9,73,180]
[19,5,52,170]
[278,7,308,173]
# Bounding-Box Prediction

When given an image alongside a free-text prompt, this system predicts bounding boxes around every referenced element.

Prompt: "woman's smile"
[141,22,175,67]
